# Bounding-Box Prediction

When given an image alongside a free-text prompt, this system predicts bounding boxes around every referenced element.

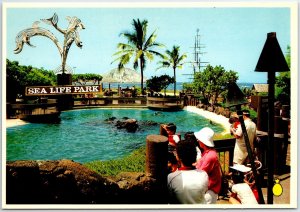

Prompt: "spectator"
[184,131,202,161]
[167,140,208,204]
[162,123,181,153]
[228,165,258,204]
[229,113,240,136]
[231,110,257,165]
[194,127,222,204]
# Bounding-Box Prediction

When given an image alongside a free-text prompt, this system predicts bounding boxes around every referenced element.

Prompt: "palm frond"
[148,50,164,58]
[156,61,171,71]
[117,43,135,51]
[178,54,187,61]
[112,48,134,56]
[144,30,158,49]
[120,52,132,65]
[121,32,138,45]
[134,50,143,63]
[152,42,165,48]
[144,51,154,61]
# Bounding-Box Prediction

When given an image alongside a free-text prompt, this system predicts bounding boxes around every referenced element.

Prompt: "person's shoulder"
[195,169,208,177]
[207,149,218,158]
[168,170,181,180]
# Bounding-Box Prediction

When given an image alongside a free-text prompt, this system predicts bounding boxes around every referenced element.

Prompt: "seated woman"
[229,166,258,205]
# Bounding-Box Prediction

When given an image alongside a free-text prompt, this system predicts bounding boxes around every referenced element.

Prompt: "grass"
[84,134,234,177]
[214,133,234,140]
[84,146,146,176]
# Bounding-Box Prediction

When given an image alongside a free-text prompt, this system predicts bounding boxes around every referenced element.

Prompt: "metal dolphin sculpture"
[14,13,85,74]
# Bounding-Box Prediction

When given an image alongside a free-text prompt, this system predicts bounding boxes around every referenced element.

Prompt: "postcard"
[2,1,298,209]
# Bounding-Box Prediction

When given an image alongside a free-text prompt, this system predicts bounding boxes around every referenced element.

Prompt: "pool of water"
[6,108,224,163]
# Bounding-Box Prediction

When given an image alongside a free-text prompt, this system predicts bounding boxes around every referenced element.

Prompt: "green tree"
[146,74,175,96]
[157,46,187,96]
[182,82,194,93]
[275,45,290,104]
[6,59,56,102]
[112,19,164,91]
[193,65,238,105]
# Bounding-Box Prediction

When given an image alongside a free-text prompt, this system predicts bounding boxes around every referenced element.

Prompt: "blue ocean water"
[7,108,224,163]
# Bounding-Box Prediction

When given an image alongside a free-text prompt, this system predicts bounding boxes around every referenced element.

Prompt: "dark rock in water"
[105,116,117,122]
[115,119,138,133]
[105,117,158,133]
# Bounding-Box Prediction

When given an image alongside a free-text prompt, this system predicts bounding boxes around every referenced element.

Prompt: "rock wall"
[6,160,167,204]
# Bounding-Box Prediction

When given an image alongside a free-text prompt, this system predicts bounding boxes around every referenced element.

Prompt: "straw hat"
[194,127,215,147]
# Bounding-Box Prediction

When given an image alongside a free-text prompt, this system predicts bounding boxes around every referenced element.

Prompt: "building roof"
[252,84,269,93]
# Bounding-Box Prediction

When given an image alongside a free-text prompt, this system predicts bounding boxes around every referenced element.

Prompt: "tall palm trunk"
[140,58,144,91]
[173,67,176,96]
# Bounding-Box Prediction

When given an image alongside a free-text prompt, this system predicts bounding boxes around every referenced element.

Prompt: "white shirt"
[233,118,257,164]
[231,183,258,204]
[168,169,208,204]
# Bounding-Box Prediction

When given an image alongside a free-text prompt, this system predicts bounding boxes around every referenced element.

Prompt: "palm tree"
[112,19,163,91]
[157,46,187,96]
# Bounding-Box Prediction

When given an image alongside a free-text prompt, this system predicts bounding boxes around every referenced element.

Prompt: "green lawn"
[84,146,146,176]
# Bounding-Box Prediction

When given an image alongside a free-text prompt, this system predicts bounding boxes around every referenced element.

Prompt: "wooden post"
[100,83,103,94]
[267,71,275,204]
[145,134,168,183]
[237,108,265,204]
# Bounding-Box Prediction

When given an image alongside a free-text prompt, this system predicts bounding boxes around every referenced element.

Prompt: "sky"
[4,2,293,83]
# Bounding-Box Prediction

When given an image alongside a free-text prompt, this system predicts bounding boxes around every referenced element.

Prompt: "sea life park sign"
[25,85,101,96]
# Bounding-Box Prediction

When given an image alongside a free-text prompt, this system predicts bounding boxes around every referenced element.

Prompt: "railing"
[9,101,59,118]
[146,97,184,110]
[214,138,236,173]
[73,96,147,107]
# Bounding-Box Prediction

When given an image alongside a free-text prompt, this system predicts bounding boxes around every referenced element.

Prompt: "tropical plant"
[157,46,187,96]
[112,19,164,91]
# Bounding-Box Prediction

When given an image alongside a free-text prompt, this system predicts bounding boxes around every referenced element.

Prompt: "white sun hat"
[230,164,252,173]
[194,127,215,147]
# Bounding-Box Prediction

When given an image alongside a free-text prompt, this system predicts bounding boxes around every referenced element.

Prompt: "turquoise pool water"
[6,108,224,163]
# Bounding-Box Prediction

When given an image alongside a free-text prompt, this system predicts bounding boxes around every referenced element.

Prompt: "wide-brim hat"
[230,164,251,173]
[194,127,215,147]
